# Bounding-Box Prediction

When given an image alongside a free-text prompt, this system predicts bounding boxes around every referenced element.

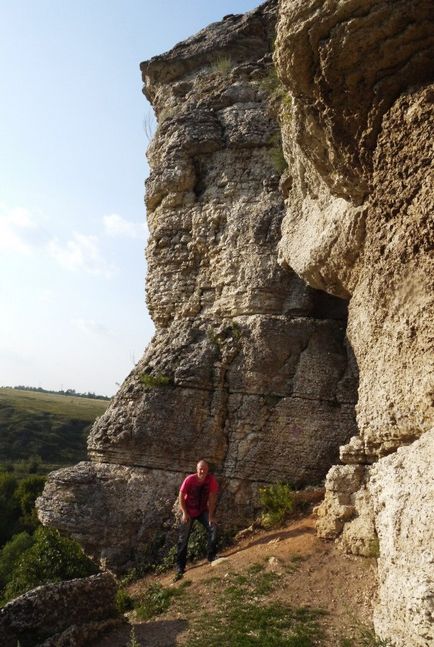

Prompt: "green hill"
[0,388,109,472]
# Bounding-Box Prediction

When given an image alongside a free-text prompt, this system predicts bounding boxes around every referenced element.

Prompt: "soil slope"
[96,514,377,646]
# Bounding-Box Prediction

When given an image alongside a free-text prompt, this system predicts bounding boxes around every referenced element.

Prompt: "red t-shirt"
[180,473,219,518]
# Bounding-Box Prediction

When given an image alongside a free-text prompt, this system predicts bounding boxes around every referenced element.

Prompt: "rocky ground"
[95,513,378,647]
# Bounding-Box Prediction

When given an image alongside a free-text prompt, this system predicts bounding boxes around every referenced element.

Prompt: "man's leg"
[197,512,218,563]
[176,517,193,575]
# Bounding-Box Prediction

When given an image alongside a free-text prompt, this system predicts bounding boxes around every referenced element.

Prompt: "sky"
[0,0,261,396]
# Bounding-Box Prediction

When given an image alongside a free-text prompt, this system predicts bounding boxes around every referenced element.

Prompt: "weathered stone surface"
[369,429,434,646]
[275,0,434,203]
[0,573,121,647]
[37,463,181,570]
[275,1,433,644]
[37,1,357,572]
[276,0,434,461]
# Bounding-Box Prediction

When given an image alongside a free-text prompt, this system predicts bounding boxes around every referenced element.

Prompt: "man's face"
[196,461,209,481]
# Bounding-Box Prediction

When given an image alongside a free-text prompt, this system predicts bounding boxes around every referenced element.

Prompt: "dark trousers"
[176,511,217,573]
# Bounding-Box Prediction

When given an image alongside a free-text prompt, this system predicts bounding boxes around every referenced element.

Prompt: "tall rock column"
[274,1,434,644]
[37,1,357,572]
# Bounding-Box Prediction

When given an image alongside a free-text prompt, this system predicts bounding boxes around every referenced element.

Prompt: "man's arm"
[208,491,217,525]
[179,490,190,523]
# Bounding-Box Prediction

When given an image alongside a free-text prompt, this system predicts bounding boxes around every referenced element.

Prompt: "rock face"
[369,430,434,646]
[36,1,433,643]
[0,573,120,647]
[37,1,357,572]
[275,1,434,644]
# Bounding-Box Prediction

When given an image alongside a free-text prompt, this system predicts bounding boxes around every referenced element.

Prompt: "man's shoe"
[173,570,184,582]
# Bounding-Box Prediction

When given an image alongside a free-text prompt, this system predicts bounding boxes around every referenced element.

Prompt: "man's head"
[196,459,209,481]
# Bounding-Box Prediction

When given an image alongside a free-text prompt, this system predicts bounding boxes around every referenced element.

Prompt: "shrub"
[154,545,177,574]
[2,526,99,603]
[258,483,294,528]
[15,475,46,532]
[0,531,34,589]
[116,587,135,613]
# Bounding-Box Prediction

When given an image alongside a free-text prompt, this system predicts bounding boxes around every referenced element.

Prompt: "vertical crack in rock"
[37,0,358,574]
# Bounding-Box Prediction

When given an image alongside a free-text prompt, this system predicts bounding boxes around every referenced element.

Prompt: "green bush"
[0,472,46,548]
[258,483,294,528]
[2,526,99,603]
[116,587,135,613]
[0,531,34,589]
[15,475,46,532]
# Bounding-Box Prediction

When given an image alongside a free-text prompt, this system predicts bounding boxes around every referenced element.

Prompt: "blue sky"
[0,0,260,396]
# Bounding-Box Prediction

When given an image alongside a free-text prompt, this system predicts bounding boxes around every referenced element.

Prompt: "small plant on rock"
[140,373,173,388]
[127,626,140,647]
[268,131,288,174]
[212,56,232,76]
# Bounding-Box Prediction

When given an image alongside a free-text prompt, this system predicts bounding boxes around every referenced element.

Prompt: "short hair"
[197,459,209,466]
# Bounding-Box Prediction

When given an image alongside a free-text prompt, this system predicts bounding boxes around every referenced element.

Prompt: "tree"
[15,475,46,532]
[0,473,20,546]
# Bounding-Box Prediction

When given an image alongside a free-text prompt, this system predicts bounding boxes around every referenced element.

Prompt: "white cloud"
[0,205,39,253]
[103,213,146,239]
[72,318,110,336]
[47,232,116,278]
[39,289,56,304]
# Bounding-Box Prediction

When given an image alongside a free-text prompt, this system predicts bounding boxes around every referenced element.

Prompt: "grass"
[135,580,191,620]
[0,388,109,469]
[126,536,386,647]
[340,625,395,646]
[212,56,232,75]
[0,388,108,419]
[185,566,325,647]
[131,562,325,646]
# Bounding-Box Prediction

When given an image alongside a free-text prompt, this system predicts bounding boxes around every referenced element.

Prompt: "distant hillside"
[0,388,109,470]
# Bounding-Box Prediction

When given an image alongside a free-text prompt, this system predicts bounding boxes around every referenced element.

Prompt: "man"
[175,459,219,580]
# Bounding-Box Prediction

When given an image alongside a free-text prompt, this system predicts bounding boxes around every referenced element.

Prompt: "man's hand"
[208,516,217,526]
[181,511,190,524]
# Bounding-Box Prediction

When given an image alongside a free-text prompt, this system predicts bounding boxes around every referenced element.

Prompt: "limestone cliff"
[38,0,357,572]
[275,1,434,644]
[36,2,433,645]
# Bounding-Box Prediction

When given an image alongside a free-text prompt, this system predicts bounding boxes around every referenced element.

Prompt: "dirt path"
[96,515,378,647]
